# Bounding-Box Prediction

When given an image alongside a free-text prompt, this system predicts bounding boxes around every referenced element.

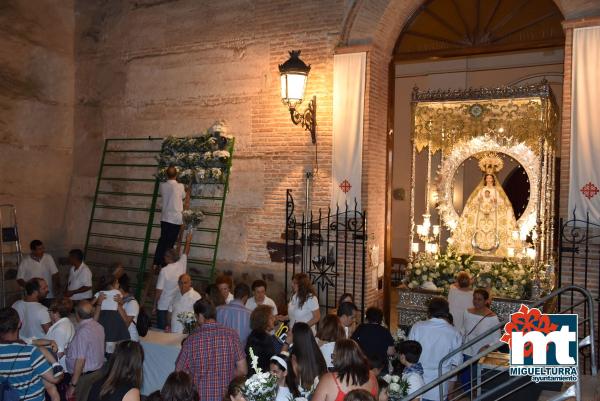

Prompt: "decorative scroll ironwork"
[411,81,559,154]
[558,211,600,373]
[284,189,367,317]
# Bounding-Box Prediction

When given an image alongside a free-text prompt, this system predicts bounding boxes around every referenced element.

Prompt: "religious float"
[397,81,558,326]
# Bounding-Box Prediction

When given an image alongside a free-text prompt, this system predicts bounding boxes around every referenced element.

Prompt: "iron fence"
[284,189,367,317]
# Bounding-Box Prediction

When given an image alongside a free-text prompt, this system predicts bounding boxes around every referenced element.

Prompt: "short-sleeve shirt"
[17,254,58,298]
[245,296,278,315]
[46,317,75,368]
[0,343,52,401]
[288,294,319,330]
[160,180,186,225]
[170,288,202,334]
[67,262,93,300]
[175,321,244,401]
[93,289,121,311]
[124,298,140,341]
[156,255,187,310]
[11,300,51,340]
[351,323,394,364]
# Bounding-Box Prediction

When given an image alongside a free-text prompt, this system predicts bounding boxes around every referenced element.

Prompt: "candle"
[411,242,420,254]
[527,248,536,259]
[432,225,440,236]
[430,244,438,253]
[507,247,515,258]
[512,231,519,241]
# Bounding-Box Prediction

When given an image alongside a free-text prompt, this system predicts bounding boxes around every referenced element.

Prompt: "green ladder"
[84,137,233,298]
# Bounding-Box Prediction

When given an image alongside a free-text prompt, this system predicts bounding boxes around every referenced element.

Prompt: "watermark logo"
[500,304,578,383]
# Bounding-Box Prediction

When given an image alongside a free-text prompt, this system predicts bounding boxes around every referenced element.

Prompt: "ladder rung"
[188,258,213,266]
[92,219,148,227]
[105,150,161,153]
[96,205,153,212]
[89,233,146,242]
[103,163,158,168]
[100,177,156,182]
[86,247,143,257]
[191,196,224,200]
[98,191,154,197]
[201,211,221,217]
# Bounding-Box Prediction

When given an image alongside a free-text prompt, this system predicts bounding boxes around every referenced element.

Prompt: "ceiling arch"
[394,0,565,60]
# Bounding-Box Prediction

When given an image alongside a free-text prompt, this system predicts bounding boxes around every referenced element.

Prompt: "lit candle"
[527,248,536,259]
[411,242,420,254]
[432,225,440,236]
[512,231,519,241]
[507,247,515,258]
[520,231,527,241]
[423,215,431,229]
[416,225,424,236]
[430,244,438,253]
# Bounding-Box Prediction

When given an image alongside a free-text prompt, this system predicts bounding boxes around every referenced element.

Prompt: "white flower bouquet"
[176,311,196,334]
[243,348,278,401]
[182,209,205,230]
[382,374,409,400]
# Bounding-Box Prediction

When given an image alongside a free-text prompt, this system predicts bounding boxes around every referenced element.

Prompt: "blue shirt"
[216,300,251,346]
[0,343,51,401]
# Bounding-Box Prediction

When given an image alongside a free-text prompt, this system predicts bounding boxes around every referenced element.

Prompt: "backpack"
[136,307,151,337]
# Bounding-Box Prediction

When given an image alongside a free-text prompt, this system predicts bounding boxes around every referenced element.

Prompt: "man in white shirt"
[17,240,59,307]
[154,247,189,329]
[245,279,277,315]
[12,278,51,340]
[153,166,186,269]
[116,274,140,341]
[65,249,93,301]
[408,297,462,401]
[168,273,201,333]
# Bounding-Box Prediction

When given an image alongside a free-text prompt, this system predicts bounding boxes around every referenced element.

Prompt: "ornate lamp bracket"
[289,96,317,144]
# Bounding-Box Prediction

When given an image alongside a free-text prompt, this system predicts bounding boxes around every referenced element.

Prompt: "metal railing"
[399,285,597,401]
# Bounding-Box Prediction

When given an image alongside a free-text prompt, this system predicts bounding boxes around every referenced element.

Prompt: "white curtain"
[331,52,366,210]
[568,26,600,221]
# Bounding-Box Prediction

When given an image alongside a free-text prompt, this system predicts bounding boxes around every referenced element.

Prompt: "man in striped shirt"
[0,307,61,401]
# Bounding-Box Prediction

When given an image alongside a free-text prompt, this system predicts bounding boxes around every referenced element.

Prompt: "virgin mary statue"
[450,153,518,257]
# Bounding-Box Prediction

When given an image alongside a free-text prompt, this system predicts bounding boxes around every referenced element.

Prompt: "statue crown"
[477,152,504,174]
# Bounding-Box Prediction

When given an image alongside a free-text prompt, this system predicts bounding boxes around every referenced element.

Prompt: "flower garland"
[405,250,552,300]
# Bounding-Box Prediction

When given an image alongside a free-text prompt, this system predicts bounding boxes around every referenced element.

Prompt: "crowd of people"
[0,169,501,401]
[0,240,501,401]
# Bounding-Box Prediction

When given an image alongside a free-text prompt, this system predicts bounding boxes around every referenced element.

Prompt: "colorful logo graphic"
[501,305,578,382]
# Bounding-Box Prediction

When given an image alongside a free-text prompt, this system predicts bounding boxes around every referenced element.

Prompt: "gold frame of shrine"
[408,81,559,264]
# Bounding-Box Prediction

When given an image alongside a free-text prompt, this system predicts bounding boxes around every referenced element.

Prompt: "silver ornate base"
[396,288,532,327]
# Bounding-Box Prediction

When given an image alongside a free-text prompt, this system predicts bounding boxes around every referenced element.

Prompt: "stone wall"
[0,0,75,252]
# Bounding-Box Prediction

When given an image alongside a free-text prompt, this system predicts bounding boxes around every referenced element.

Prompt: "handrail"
[400,285,596,401]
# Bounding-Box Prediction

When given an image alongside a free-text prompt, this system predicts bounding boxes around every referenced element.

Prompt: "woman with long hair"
[88,340,144,401]
[316,314,345,369]
[311,339,378,401]
[161,371,199,401]
[279,273,320,332]
[245,305,282,375]
[286,322,327,398]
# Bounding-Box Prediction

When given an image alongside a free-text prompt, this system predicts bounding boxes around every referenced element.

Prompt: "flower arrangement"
[156,122,233,187]
[176,311,196,334]
[405,250,553,300]
[382,374,409,399]
[182,209,205,230]
[243,348,278,401]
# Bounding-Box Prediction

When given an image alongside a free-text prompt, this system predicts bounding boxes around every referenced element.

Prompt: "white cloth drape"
[568,26,600,221]
[331,52,366,210]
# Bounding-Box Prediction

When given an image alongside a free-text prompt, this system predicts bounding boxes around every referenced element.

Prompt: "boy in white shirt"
[398,340,425,400]
[245,279,278,315]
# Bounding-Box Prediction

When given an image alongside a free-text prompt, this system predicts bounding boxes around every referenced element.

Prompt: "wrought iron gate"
[284,189,367,317]
[558,211,600,372]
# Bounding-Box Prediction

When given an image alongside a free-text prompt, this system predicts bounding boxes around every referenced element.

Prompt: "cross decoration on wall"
[581,182,599,200]
[339,179,352,194]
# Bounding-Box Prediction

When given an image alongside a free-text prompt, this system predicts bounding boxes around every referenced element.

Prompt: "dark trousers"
[156,310,169,330]
[153,221,182,266]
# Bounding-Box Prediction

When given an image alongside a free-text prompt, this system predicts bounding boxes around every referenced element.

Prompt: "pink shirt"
[65,319,105,374]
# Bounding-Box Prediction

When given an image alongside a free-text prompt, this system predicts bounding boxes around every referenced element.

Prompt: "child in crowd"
[368,353,387,377]
[376,377,389,401]
[225,376,247,401]
[92,276,130,353]
[270,353,291,401]
[344,389,377,401]
[398,340,425,398]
